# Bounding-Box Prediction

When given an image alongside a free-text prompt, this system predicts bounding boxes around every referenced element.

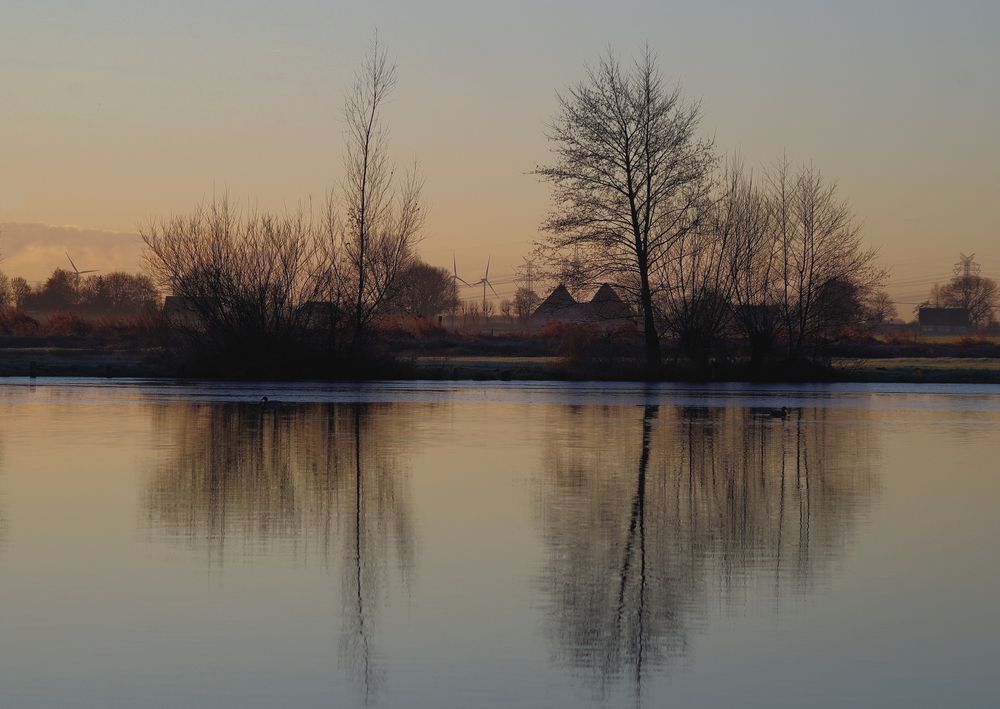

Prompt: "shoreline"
[4,348,1000,384]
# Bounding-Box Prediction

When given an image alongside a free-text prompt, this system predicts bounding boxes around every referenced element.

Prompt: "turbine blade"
[489,281,499,297]
[485,255,491,279]
[66,252,78,273]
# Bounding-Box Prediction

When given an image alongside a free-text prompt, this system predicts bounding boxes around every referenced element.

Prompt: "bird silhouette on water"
[258,395,281,410]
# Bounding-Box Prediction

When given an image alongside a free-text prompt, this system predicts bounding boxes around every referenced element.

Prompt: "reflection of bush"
[144,402,414,563]
[536,404,878,696]
[144,401,423,702]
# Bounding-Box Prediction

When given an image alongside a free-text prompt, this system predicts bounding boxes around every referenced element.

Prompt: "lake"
[0,379,997,708]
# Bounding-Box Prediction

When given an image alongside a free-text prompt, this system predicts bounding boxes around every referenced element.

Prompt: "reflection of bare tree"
[143,401,419,704]
[0,430,6,543]
[537,403,878,703]
[338,404,413,705]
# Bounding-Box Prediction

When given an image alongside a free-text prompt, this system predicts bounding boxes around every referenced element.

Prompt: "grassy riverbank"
[834,357,1000,383]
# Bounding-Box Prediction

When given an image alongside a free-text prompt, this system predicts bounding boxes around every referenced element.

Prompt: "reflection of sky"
[0,382,997,707]
[2,1,998,295]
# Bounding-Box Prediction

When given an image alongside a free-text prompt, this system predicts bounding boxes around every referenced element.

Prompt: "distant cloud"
[0,223,143,284]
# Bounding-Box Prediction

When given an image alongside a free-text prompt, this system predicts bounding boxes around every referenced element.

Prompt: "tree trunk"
[638,264,661,372]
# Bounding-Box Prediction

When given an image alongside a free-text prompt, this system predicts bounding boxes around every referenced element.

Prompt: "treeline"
[0,268,158,316]
[536,50,887,374]
[0,269,160,316]
[656,159,888,369]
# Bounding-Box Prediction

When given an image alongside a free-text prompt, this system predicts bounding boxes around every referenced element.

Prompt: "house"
[531,284,635,330]
[917,306,971,335]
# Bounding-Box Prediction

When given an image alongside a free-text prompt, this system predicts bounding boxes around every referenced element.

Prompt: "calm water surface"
[0,379,997,708]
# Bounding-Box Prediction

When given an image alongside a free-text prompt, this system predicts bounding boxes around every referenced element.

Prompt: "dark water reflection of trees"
[0,430,5,542]
[535,403,879,703]
[143,401,420,704]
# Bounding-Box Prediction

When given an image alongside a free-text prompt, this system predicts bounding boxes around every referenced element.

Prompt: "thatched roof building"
[531,284,635,330]
[532,284,579,321]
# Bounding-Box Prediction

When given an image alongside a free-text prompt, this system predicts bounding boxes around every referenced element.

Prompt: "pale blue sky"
[1,0,998,304]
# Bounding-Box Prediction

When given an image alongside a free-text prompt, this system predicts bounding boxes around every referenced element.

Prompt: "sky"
[1,0,998,311]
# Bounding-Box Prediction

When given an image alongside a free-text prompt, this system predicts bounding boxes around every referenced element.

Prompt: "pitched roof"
[533,283,578,316]
[590,284,622,304]
[588,284,633,320]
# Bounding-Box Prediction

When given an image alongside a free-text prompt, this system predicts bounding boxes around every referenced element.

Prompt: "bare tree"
[656,160,756,364]
[536,48,715,369]
[934,255,998,326]
[722,162,781,367]
[337,38,425,347]
[10,277,30,310]
[546,248,592,300]
[715,157,882,368]
[771,160,882,357]
[864,289,897,325]
[0,272,10,310]
[80,272,160,315]
[139,40,423,370]
[926,283,945,309]
[0,233,8,312]
[460,301,480,327]
[141,197,337,367]
[386,259,458,319]
[513,287,541,322]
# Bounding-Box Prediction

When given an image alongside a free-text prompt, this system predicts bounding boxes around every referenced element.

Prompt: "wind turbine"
[448,253,471,325]
[450,253,471,288]
[472,256,498,315]
[66,252,99,289]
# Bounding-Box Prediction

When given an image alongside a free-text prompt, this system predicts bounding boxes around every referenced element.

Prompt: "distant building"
[531,284,634,330]
[917,306,971,335]
[532,284,579,325]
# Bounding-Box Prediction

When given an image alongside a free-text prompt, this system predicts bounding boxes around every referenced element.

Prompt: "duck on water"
[258,395,282,409]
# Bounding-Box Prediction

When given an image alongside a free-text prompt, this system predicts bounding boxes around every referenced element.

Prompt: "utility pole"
[517,257,536,293]
[956,253,980,279]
